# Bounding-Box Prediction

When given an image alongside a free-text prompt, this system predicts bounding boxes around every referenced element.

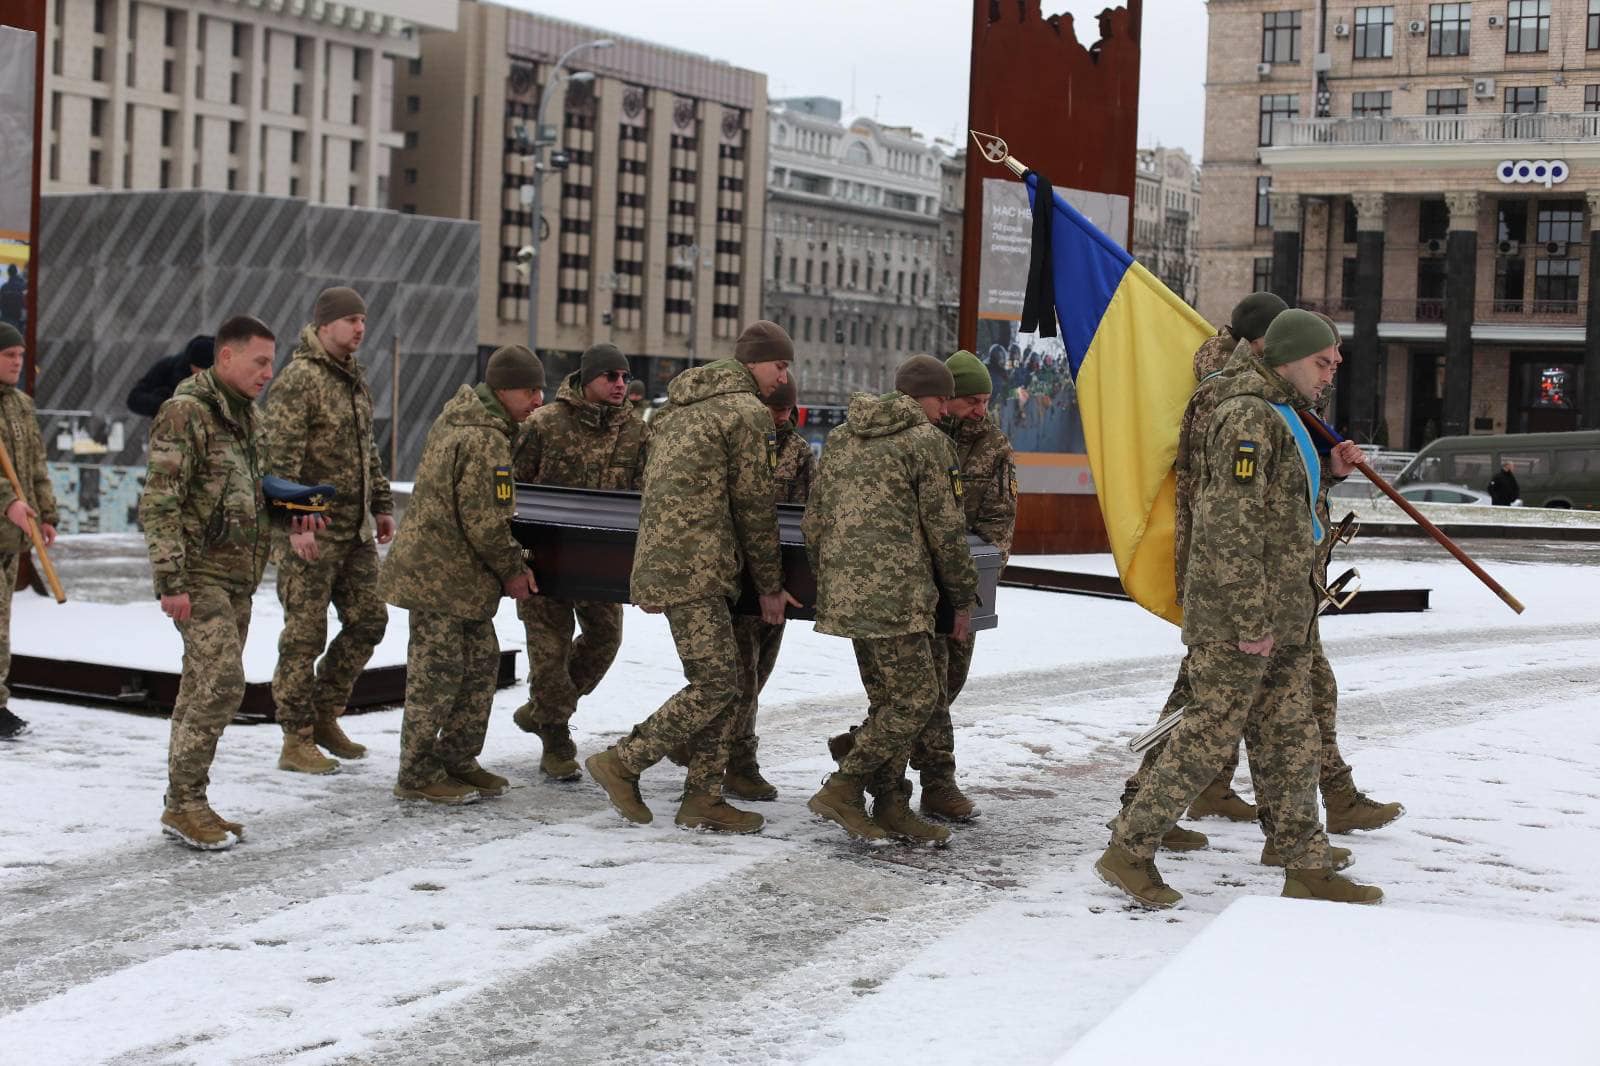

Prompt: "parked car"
[1397,430,1600,509]
[1392,482,1494,506]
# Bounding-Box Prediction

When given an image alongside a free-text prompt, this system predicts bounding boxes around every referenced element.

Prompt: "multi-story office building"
[937,148,966,356]
[1200,0,1600,446]
[393,2,767,388]
[761,96,946,405]
[1133,145,1203,305]
[41,0,455,205]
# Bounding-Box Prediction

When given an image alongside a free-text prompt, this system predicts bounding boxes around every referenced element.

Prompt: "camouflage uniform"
[0,382,58,708]
[613,360,782,797]
[726,421,815,771]
[916,414,1017,779]
[803,391,979,800]
[1110,357,1330,870]
[510,372,648,734]
[262,325,392,734]
[381,384,525,790]
[139,371,272,813]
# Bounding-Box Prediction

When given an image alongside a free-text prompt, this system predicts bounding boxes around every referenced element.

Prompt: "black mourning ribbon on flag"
[1019,169,1059,340]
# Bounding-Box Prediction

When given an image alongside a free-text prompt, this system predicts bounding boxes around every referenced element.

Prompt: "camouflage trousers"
[396,609,500,790]
[1119,630,1353,807]
[0,551,16,707]
[1110,640,1329,869]
[908,634,970,782]
[273,535,388,733]
[726,614,786,770]
[515,596,623,728]
[615,598,739,797]
[838,632,947,799]
[166,585,252,813]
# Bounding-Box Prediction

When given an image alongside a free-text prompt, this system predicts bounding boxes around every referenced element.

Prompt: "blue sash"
[1268,402,1324,544]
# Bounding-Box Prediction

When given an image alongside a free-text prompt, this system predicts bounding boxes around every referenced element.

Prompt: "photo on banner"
[975,177,1129,491]
[0,26,37,339]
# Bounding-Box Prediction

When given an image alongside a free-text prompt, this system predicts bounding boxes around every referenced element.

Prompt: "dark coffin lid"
[511,484,999,632]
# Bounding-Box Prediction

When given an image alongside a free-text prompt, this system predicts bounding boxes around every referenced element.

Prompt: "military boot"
[920,776,979,822]
[1187,782,1257,822]
[675,790,765,834]
[278,730,340,774]
[724,742,778,801]
[449,763,510,797]
[1281,867,1384,905]
[160,808,237,851]
[0,706,31,740]
[1094,844,1182,909]
[1261,842,1353,871]
[872,785,951,846]
[393,779,480,805]
[313,712,367,759]
[215,813,246,840]
[827,727,858,763]
[585,748,652,824]
[807,773,889,842]
[1324,785,1405,835]
[532,722,581,782]
[512,703,539,733]
[1160,824,1210,851]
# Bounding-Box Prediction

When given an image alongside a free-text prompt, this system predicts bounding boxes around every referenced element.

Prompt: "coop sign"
[1497,159,1568,189]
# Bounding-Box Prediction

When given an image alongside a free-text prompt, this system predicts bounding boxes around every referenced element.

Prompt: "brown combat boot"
[215,812,245,840]
[872,785,950,846]
[1261,842,1353,870]
[807,773,889,842]
[278,730,340,774]
[724,742,778,801]
[313,712,367,759]
[1160,824,1210,851]
[448,763,510,797]
[1095,844,1182,909]
[585,748,653,824]
[393,778,480,805]
[160,807,238,851]
[827,728,858,763]
[675,789,765,834]
[1324,785,1405,835]
[1282,867,1384,905]
[1187,782,1257,822]
[920,776,978,821]
[535,723,582,782]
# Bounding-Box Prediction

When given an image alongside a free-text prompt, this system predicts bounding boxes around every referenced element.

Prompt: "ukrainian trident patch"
[494,465,514,505]
[949,464,965,498]
[1233,440,1259,484]
[765,430,778,471]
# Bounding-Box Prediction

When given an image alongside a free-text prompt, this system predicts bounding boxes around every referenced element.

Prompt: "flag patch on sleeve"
[1233,441,1258,484]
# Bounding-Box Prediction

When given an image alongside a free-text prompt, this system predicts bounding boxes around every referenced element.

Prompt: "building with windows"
[1199,0,1600,448]
[761,96,946,404]
[937,147,966,357]
[392,2,768,387]
[41,0,455,204]
[1133,145,1203,304]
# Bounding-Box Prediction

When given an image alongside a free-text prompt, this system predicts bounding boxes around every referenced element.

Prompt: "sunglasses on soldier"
[604,370,631,384]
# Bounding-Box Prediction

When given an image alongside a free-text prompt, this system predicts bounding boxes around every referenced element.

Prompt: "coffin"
[511,484,1000,633]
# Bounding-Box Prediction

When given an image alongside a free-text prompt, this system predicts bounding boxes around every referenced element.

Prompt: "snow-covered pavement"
[1,541,1597,1064]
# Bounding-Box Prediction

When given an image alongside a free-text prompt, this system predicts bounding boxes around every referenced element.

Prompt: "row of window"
[779,315,937,353]
[1257,84,1600,145]
[773,253,933,298]
[1263,3,1600,62]
[1253,186,1588,248]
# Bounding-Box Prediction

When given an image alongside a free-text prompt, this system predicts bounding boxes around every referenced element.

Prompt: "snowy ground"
[2,537,1598,1064]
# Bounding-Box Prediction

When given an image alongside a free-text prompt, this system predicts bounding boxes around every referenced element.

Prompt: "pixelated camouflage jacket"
[380,384,525,621]
[629,360,782,610]
[262,325,392,543]
[139,370,271,597]
[1181,358,1320,647]
[1192,326,1244,381]
[772,420,815,505]
[0,384,59,555]
[512,372,649,491]
[803,391,979,639]
[1173,337,1253,603]
[941,413,1017,561]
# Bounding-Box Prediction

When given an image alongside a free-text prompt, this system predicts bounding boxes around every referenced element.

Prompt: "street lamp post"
[526,37,614,357]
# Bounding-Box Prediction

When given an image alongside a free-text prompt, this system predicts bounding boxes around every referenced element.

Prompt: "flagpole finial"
[968,130,1029,178]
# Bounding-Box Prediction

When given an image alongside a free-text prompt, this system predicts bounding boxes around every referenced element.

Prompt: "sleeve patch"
[494,465,514,506]
[949,464,964,498]
[765,430,778,471]
[1232,440,1258,484]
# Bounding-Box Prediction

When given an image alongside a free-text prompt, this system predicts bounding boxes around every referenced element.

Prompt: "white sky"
[505,0,1210,158]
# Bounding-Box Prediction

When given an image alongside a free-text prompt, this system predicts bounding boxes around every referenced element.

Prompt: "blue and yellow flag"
[1022,172,1215,624]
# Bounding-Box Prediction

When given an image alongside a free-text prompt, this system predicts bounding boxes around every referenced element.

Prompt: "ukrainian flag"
[1023,172,1215,625]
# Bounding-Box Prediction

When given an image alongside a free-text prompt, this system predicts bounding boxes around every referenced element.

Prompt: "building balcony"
[1302,297,1587,344]
[1262,112,1600,172]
